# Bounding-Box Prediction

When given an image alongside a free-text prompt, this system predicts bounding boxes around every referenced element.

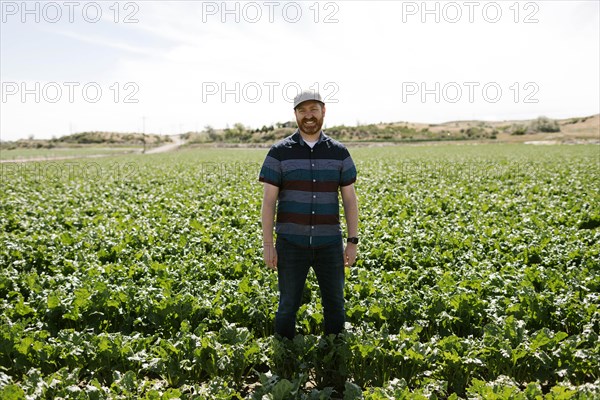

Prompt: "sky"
[1,0,599,141]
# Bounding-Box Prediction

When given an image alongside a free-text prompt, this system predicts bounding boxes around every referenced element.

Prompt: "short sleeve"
[258,147,282,187]
[340,149,357,186]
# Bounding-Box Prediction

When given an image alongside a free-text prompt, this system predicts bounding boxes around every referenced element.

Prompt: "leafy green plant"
[1,145,598,398]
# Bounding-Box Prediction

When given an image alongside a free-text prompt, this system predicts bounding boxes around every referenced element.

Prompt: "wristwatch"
[347,237,359,244]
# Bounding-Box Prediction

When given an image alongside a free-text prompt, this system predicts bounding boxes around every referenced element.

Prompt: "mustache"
[302,118,318,123]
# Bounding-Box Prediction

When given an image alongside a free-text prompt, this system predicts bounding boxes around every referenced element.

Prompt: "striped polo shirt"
[259,130,357,248]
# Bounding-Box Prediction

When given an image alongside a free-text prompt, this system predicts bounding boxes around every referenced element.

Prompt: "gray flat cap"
[293,90,324,109]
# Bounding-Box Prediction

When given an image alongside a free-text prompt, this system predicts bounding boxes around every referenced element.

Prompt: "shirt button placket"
[310,147,315,245]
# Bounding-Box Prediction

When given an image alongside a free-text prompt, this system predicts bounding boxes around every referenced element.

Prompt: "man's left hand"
[344,243,357,267]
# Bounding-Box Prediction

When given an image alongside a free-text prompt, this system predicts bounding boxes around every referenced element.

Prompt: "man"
[259,90,359,340]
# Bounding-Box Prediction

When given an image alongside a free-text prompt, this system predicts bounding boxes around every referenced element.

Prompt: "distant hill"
[183,114,599,145]
[1,131,172,150]
[420,114,600,144]
[2,115,598,150]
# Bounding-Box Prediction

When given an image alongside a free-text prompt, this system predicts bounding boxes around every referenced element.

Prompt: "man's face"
[294,101,326,136]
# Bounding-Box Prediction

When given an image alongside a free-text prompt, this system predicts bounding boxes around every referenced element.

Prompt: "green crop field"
[1,144,599,399]
[0,147,141,161]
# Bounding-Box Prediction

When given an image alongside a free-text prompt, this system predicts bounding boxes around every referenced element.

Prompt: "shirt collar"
[291,129,330,147]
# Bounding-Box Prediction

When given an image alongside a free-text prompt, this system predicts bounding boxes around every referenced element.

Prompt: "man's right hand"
[263,243,278,270]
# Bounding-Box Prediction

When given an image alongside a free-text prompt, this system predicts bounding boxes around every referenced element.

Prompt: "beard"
[297,115,324,136]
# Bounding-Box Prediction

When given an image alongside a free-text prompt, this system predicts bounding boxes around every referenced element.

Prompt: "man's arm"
[262,182,279,270]
[341,183,358,266]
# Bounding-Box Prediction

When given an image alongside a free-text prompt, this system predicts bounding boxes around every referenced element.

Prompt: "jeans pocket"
[275,239,284,268]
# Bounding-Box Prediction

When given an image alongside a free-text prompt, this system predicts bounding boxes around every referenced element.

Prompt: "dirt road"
[144,135,184,154]
[1,135,185,163]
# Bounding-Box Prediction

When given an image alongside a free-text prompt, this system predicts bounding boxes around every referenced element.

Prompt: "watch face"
[348,237,359,244]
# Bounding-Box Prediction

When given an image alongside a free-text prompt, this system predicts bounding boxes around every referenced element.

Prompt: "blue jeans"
[275,238,345,339]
